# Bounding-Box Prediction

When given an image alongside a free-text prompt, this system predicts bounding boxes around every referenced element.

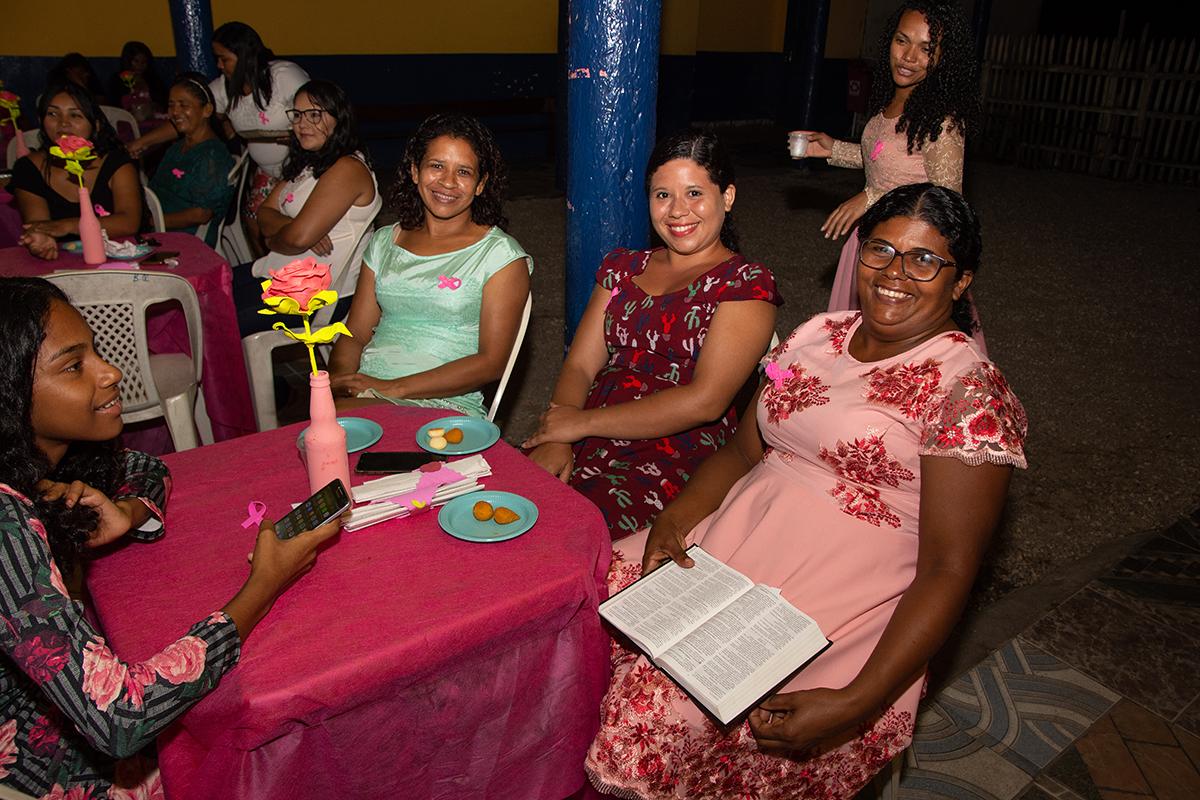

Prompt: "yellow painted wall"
[1,0,848,59]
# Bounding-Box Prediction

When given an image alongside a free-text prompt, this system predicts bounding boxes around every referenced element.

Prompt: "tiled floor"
[888,512,1200,800]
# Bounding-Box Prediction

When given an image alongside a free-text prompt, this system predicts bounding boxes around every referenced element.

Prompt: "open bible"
[600,546,831,725]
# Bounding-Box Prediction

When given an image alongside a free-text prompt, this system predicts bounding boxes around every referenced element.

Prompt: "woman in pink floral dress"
[525,131,780,538]
[0,278,341,799]
[585,184,1027,799]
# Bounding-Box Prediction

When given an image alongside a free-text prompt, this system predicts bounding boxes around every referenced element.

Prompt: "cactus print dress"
[569,249,781,539]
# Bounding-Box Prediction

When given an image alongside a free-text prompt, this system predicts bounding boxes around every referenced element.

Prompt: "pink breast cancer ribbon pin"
[171,168,185,179]
[259,111,270,125]
[241,501,267,529]
[869,140,885,162]
[437,275,462,290]
[765,361,794,390]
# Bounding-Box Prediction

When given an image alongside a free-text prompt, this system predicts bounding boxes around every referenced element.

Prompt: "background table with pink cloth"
[86,405,612,800]
[0,231,256,448]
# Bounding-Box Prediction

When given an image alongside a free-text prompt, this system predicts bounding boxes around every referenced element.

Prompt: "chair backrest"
[46,271,203,414]
[485,293,532,421]
[6,129,41,169]
[143,186,166,233]
[195,151,248,246]
[218,152,255,264]
[311,218,378,328]
[100,105,140,142]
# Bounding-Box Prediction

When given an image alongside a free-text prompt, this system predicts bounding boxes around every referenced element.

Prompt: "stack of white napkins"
[101,230,144,258]
[344,454,492,532]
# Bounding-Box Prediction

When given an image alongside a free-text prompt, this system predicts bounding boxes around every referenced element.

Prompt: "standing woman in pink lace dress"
[796,2,981,334]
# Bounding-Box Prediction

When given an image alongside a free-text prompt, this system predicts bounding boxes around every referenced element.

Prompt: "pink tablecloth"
[86,406,612,800]
[0,190,20,248]
[0,232,256,449]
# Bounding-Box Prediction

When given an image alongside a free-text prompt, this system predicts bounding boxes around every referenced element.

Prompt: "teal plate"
[296,417,383,454]
[438,491,538,543]
[416,416,500,455]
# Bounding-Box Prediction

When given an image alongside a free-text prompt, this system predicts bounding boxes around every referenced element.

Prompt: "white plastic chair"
[143,186,166,233]
[47,271,210,451]
[100,104,141,142]
[485,293,532,421]
[218,155,255,265]
[6,129,41,168]
[241,224,377,431]
[195,151,247,247]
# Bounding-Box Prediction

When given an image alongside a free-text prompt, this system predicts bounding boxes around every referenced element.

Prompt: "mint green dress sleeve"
[357,226,532,418]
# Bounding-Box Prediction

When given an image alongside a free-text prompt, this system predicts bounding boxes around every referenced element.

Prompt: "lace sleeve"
[827,139,864,170]
[922,122,965,193]
[920,363,1027,468]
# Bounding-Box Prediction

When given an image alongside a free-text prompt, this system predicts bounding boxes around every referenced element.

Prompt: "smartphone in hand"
[273,479,350,540]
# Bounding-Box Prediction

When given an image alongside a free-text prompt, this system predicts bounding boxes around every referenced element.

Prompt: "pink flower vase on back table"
[76,186,105,265]
[305,371,351,496]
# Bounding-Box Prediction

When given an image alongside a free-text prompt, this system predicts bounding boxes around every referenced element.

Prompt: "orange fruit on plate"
[493,507,520,525]
[472,501,494,521]
[444,428,464,444]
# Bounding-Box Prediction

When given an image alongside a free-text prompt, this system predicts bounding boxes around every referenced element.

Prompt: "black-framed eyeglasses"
[858,238,956,282]
[285,108,325,125]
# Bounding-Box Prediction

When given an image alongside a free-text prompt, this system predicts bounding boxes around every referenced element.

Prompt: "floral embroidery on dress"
[81,638,128,712]
[948,332,969,344]
[823,314,857,355]
[819,435,914,527]
[762,365,830,425]
[921,363,1028,467]
[861,358,944,420]
[13,630,70,684]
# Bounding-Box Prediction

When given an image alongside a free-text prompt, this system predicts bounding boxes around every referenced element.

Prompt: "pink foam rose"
[56,135,92,155]
[13,630,70,683]
[263,257,332,312]
[81,638,128,712]
[0,718,16,779]
[0,91,18,103]
[27,714,61,757]
[146,636,207,685]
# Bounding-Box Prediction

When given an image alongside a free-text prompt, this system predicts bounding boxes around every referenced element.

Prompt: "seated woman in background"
[0,277,341,799]
[107,40,167,122]
[232,79,380,335]
[47,52,107,104]
[524,131,780,539]
[329,113,531,419]
[585,184,1026,800]
[147,73,235,248]
[11,80,142,260]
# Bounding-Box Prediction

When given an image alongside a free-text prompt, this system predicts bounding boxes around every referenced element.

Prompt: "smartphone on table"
[355,451,445,474]
[273,479,350,540]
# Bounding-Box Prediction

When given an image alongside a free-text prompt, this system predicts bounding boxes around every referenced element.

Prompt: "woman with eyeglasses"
[585,184,1027,800]
[127,22,309,251]
[231,79,381,336]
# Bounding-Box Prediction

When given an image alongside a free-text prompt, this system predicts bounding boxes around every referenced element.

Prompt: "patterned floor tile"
[1033,699,1200,800]
[1095,524,1200,641]
[1022,587,1200,720]
[1174,694,1200,738]
[898,744,1032,800]
[930,639,1118,774]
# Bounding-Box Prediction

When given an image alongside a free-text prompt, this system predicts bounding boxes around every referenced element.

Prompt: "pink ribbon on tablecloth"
[241,501,267,529]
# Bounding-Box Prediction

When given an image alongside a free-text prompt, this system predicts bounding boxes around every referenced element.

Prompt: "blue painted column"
[169,0,216,76]
[564,0,662,343]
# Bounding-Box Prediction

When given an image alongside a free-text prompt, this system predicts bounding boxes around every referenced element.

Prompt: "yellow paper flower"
[49,135,97,187]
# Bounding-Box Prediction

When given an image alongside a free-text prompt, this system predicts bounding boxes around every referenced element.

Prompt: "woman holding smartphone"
[0,277,341,798]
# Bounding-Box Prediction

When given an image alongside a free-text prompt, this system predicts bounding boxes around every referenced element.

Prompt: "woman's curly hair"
[0,278,122,570]
[392,113,508,231]
[867,0,980,154]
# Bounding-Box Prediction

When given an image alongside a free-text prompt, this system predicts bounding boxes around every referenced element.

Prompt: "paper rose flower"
[257,256,352,374]
[48,135,96,187]
[0,90,18,109]
[119,70,136,89]
[260,257,336,314]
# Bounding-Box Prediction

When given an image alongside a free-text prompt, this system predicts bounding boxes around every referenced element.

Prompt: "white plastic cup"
[788,131,810,158]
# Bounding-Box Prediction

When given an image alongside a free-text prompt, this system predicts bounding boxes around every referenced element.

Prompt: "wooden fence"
[977,33,1200,183]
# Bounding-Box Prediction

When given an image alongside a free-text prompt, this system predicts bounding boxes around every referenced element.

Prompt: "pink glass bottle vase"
[13,129,30,163]
[76,186,105,265]
[305,371,351,496]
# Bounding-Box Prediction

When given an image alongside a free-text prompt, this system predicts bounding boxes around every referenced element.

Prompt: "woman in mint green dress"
[329,114,531,418]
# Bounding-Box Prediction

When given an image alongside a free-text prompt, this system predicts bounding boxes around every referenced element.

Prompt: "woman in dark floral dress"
[0,278,341,799]
[525,132,781,537]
